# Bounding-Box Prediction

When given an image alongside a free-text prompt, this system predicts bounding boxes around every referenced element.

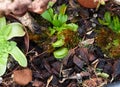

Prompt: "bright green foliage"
[41,4,78,59]
[41,5,68,27]
[52,39,65,47]
[98,12,120,33]
[41,4,78,35]
[53,47,68,59]
[0,17,27,76]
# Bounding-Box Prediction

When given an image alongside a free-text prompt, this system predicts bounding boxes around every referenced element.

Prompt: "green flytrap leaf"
[6,23,25,40]
[53,47,68,59]
[52,39,65,47]
[9,46,27,67]
[41,8,53,23]
[58,14,68,25]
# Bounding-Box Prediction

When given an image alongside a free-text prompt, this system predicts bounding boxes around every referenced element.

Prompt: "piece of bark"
[77,0,108,8]
[13,68,32,86]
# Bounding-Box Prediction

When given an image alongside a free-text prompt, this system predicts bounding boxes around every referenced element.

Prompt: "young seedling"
[0,17,27,76]
[41,4,78,59]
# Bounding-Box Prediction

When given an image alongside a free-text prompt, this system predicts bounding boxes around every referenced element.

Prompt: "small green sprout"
[98,12,120,33]
[41,4,78,59]
[0,17,27,76]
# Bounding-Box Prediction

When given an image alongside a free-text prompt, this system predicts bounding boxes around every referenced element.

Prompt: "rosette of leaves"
[0,17,27,76]
[41,4,78,59]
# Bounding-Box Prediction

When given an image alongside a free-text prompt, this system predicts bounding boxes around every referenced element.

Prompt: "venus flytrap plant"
[96,12,120,58]
[0,17,27,76]
[41,4,78,59]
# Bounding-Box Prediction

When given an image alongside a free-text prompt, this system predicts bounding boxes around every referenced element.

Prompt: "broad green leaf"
[58,14,68,25]
[0,53,8,76]
[41,8,53,23]
[62,23,78,31]
[53,47,68,59]
[52,39,65,47]
[6,23,25,40]
[52,14,62,26]
[9,46,27,67]
[52,20,61,27]
[0,17,6,29]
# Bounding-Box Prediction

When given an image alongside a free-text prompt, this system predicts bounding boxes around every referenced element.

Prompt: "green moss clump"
[95,28,120,58]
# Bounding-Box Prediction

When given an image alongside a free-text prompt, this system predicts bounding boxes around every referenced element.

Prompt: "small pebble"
[93,13,98,18]
[92,23,96,27]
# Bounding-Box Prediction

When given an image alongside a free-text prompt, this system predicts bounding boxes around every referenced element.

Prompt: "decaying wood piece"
[15,12,41,33]
[0,0,51,16]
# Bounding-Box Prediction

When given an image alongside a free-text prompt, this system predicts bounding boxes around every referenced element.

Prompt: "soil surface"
[1,0,120,87]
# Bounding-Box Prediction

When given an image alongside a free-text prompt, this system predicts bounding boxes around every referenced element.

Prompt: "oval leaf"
[52,39,65,47]
[53,47,68,59]
[7,23,25,40]
[9,46,27,67]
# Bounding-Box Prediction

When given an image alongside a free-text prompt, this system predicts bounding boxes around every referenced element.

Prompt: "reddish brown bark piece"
[13,68,32,86]
[77,0,98,8]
